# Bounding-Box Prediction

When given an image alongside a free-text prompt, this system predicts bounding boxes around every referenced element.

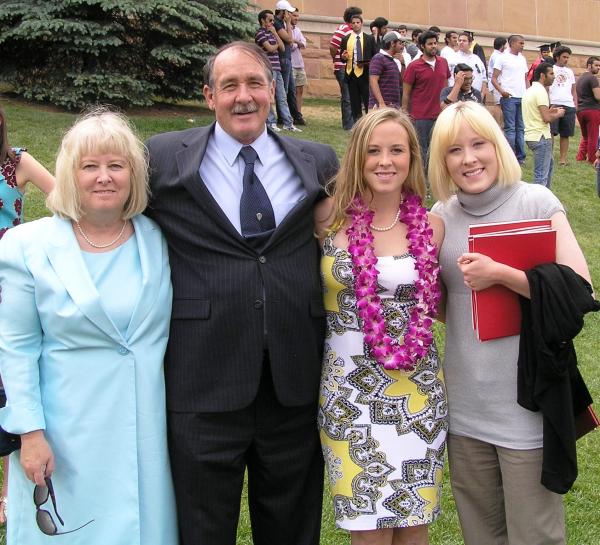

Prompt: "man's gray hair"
[203,42,274,90]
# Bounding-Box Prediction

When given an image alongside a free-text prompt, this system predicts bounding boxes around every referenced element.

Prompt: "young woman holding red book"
[428,101,592,545]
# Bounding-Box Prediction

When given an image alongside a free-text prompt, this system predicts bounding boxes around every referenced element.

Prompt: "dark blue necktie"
[356,35,362,63]
[239,146,275,244]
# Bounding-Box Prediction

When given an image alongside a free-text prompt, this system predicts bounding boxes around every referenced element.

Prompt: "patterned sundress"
[318,232,448,530]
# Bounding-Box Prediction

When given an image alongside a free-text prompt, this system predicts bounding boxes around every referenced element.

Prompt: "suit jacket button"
[254,299,264,309]
[258,256,267,264]
[118,346,129,356]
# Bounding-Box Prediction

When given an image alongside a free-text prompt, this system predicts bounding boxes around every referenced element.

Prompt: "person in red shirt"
[329,6,362,130]
[402,30,450,169]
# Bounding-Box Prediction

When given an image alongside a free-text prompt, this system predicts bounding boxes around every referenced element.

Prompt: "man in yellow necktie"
[340,14,376,123]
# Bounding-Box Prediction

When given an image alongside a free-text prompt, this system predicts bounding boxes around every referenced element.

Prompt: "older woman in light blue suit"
[0,110,177,545]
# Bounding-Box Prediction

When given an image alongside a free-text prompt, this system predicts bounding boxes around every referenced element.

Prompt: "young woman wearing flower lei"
[315,108,447,545]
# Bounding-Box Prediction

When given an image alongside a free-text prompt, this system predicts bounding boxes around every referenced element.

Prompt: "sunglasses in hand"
[34,477,94,536]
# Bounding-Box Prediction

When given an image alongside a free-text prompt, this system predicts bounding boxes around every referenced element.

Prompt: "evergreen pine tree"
[0,0,255,109]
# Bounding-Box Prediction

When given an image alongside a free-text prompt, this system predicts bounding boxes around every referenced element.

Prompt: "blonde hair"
[327,108,426,231]
[47,108,149,221]
[428,101,521,201]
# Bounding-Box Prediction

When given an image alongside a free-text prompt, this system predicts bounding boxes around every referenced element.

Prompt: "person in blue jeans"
[254,10,301,132]
[501,97,526,163]
[274,2,306,126]
[329,6,362,130]
[523,63,565,188]
[492,34,529,163]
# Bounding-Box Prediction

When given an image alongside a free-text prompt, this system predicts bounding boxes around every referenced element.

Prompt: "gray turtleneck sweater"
[432,181,563,448]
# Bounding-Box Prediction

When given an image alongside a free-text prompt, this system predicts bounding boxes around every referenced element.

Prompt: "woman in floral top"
[0,104,55,237]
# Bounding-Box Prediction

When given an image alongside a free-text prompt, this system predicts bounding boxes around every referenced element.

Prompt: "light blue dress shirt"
[199,123,306,234]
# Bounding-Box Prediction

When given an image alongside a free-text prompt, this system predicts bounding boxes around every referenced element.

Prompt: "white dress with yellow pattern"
[318,233,448,531]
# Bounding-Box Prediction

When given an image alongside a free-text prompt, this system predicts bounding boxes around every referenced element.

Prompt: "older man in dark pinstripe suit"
[145,42,339,545]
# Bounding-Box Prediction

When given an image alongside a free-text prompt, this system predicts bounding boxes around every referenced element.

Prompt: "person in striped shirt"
[329,6,362,130]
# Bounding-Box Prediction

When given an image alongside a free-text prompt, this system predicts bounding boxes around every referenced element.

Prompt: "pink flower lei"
[346,192,441,371]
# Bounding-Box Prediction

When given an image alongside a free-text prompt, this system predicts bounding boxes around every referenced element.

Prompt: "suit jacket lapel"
[263,134,323,250]
[43,216,125,345]
[125,215,163,339]
[175,124,248,245]
[278,135,322,198]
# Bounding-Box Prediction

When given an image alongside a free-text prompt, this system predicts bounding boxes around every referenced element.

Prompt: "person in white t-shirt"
[455,32,488,98]
[440,30,459,84]
[487,36,507,125]
[549,46,577,166]
[492,34,529,163]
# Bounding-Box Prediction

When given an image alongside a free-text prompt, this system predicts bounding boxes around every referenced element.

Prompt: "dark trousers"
[414,118,436,172]
[335,69,354,130]
[346,71,369,123]
[168,358,324,545]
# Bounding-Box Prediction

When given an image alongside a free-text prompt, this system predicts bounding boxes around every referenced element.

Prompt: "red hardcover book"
[468,219,552,331]
[575,405,600,440]
[469,218,552,235]
[468,222,555,341]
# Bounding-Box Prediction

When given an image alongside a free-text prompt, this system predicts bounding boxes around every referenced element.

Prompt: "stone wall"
[253,1,600,98]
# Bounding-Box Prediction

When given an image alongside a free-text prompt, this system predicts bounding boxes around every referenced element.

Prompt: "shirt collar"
[380,49,393,58]
[214,122,269,166]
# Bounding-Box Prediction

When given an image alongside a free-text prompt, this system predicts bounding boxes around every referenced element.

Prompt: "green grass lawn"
[1,94,599,545]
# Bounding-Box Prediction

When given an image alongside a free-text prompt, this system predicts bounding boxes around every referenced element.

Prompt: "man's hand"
[454,71,466,88]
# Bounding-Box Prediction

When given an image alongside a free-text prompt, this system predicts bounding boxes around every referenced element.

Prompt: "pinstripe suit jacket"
[146,123,339,412]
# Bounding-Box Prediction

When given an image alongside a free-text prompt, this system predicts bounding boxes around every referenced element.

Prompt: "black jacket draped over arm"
[518,263,600,494]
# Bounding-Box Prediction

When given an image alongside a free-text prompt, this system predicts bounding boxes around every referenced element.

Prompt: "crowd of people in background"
[324,5,600,196]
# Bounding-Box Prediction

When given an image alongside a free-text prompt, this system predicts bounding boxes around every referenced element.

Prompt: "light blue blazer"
[0,215,177,545]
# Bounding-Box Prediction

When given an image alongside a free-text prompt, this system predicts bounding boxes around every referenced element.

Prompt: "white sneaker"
[269,123,281,132]
[283,125,302,132]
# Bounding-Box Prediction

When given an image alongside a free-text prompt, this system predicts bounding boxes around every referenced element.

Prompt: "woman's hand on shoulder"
[427,212,445,254]
[552,211,592,287]
[314,197,335,244]
[20,430,55,486]
[16,152,55,194]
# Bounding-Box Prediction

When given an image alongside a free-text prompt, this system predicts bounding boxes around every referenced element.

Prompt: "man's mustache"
[232,103,259,114]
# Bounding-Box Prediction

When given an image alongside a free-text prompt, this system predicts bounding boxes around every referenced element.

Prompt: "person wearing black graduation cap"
[527,44,553,83]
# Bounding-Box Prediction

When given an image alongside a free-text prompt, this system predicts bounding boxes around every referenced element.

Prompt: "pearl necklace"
[370,209,400,232]
[76,220,128,249]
